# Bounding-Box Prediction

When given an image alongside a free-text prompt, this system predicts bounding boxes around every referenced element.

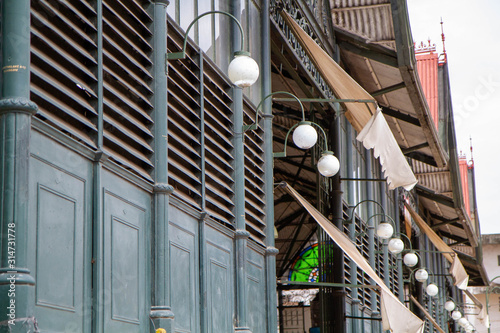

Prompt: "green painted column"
[346,123,362,333]
[231,2,251,332]
[261,1,278,332]
[0,0,38,332]
[150,1,175,332]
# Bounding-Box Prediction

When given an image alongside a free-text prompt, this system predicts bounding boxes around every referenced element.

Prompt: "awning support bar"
[345,316,382,321]
[278,280,378,289]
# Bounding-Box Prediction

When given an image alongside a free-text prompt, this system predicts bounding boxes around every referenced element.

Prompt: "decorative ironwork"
[270,0,336,102]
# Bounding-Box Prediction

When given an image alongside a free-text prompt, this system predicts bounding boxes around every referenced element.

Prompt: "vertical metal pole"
[198,51,208,333]
[92,2,106,331]
[346,123,361,333]
[394,189,405,303]
[364,151,379,331]
[0,0,38,331]
[380,183,390,288]
[231,2,251,332]
[261,1,279,332]
[150,1,175,332]
[331,112,346,333]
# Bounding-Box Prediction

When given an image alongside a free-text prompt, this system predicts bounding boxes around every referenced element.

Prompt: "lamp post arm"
[243,91,305,132]
[347,199,386,224]
[166,11,245,60]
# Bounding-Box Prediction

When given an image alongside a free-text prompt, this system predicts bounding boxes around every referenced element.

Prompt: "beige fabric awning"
[410,296,446,333]
[281,11,376,133]
[405,203,469,290]
[283,183,425,333]
[282,11,417,191]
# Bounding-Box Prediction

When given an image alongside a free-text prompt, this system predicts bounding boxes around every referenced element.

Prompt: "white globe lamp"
[388,238,404,254]
[403,252,419,267]
[451,310,462,320]
[426,283,439,297]
[228,51,259,88]
[292,122,318,149]
[458,317,468,327]
[317,151,340,177]
[415,269,429,282]
[444,300,455,312]
[376,222,394,240]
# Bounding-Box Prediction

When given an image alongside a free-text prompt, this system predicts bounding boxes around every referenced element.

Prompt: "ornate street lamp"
[166,11,259,88]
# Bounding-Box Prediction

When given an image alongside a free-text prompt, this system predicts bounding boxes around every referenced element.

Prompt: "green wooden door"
[28,131,92,332]
[101,170,150,332]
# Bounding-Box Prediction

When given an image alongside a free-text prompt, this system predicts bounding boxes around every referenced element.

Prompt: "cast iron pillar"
[346,123,362,333]
[330,112,346,333]
[0,0,38,332]
[150,1,175,332]
[261,0,279,332]
[231,2,251,332]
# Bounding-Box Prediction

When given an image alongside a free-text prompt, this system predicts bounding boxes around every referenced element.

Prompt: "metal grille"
[166,27,203,206]
[30,0,154,180]
[166,19,266,237]
[202,58,235,225]
[102,0,154,179]
[30,0,98,148]
[243,99,266,243]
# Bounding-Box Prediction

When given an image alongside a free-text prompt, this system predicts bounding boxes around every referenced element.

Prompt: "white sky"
[407,0,500,235]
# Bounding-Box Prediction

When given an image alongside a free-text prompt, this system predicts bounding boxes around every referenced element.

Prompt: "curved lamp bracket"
[167,11,245,60]
[242,91,305,132]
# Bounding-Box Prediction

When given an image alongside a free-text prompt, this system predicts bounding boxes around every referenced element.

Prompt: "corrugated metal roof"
[330,0,395,49]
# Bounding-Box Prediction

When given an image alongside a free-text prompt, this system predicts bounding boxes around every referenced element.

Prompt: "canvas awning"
[410,296,446,333]
[282,183,425,333]
[404,202,469,289]
[282,11,417,191]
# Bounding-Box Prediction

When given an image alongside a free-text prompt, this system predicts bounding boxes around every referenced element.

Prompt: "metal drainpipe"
[380,182,390,288]
[364,151,379,331]
[331,109,346,333]
[261,1,279,332]
[424,236,434,333]
[346,123,361,333]
[150,1,175,332]
[394,189,405,303]
[93,2,106,330]
[0,0,38,329]
[231,2,251,332]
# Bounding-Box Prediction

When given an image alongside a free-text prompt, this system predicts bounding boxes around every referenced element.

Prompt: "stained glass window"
[288,243,319,282]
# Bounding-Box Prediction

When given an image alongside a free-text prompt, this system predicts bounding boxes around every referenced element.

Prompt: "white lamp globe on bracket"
[458,317,469,328]
[425,283,439,297]
[388,237,404,254]
[292,121,318,149]
[166,10,259,89]
[244,91,340,178]
[403,252,419,267]
[317,151,340,177]
[415,268,429,283]
[451,310,462,320]
[227,51,259,88]
[365,213,395,240]
[444,300,456,312]
[376,222,394,240]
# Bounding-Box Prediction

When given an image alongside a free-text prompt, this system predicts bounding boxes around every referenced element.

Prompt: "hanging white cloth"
[357,107,418,190]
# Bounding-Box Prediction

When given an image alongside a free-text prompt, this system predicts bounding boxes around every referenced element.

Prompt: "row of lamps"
[169,10,474,333]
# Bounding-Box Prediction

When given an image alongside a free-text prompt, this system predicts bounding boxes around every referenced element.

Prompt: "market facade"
[0,0,487,332]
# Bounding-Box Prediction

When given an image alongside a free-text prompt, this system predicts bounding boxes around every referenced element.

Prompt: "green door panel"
[205,225,234,333]
[247,248,266,333]
[169,206,199,333]
[102,170,150,333]
[28,131,92,332]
